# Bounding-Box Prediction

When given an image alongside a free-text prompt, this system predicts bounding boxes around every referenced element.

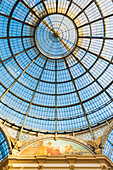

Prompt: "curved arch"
[101,121,113,162]
[0,122,12,162]
[101,121,113,149]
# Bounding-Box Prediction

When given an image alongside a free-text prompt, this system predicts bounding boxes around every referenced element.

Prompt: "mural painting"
[20,140,93,156]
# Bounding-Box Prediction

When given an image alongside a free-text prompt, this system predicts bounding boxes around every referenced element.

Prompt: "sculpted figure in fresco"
[86,136,102,155]
[39,142,62,155]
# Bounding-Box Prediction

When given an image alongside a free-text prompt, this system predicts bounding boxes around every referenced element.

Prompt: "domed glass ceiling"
[0,0,113,134]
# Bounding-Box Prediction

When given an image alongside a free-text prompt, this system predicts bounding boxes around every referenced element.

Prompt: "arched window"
[0,130,9,162]
[104,130,113,162]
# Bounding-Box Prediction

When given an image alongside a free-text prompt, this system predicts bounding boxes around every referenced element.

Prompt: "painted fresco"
[20,140,93,156]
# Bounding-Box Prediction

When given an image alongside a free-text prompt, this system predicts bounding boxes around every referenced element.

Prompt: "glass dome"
[0,0,113,133]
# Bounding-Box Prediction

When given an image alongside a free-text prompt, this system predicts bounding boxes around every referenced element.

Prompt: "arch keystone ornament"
[70,165,75,170]
[38,165,43,170]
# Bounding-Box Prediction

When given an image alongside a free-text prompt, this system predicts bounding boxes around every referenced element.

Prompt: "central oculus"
[35,14,78,59]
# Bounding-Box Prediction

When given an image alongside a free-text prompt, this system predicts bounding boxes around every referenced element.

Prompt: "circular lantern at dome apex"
[35,14,78,59]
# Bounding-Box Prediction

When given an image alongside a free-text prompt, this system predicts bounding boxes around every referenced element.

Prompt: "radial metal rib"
[77,45,113,64]
[59,37,95,139]
[0,46,35,64]
[21,0,54,33]
[73,0,94,20]
[55,60,57,132]
[72,53,113,101]
[17,58,48,140]
[0,53,40,101]
[64,58,95,139]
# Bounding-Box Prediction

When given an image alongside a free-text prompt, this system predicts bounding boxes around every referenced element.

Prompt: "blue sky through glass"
[0,0,113,133]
